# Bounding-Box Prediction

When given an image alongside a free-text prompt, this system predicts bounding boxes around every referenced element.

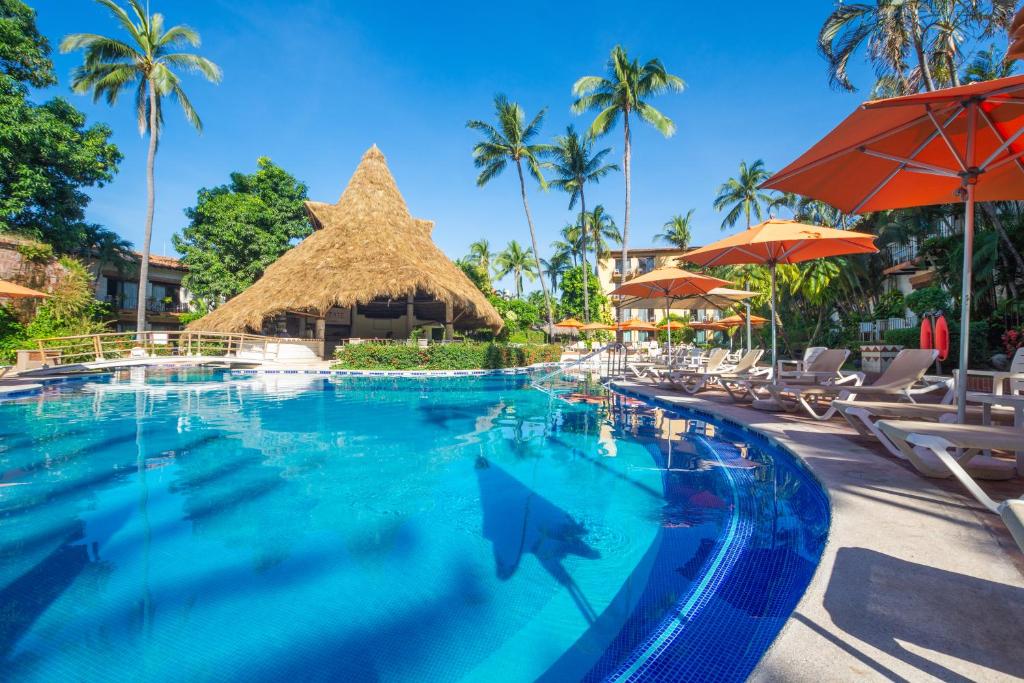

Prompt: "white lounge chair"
[836,399,1015,469]
[877,419,1021,482]
[757,349,944,421]
[651,348,728,384]
[671,349,767,394]
[724,348,851,402]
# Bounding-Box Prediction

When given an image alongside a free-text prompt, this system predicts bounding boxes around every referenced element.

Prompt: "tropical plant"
[817,0,1015,94]
[540,250,571,294]
[173,157,311,305]
[467,95,554,331]
[468,238,494,272]
[656,210,695,249]
[583,204,621,258]
[456,257,492,294]
[547,124,618,321]
[713,159,774,230]
[61,0,222,335]
[493,240,538,298]
[75,224,135,278]
[1,1,121,252]
[559,265,606,322]
[572,45,684,324]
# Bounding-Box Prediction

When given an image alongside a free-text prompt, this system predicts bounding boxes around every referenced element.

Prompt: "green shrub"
[905,287,952,317]
[882,327,919,348]
[332,342,560,370]
[874,289,906,319]
[16,242,54,263]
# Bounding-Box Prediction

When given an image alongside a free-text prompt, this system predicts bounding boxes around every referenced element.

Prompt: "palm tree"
[75,224,136,280]
[61,0,221,336]
[468,239,493,272]
[713,160,774,230]
[540,251,571,294]
[493,240,538,298]
[548,125,618,322]
[656,211,695,250]
[467,95,554,332]
[572,46,683,326]
[583,205,621,260]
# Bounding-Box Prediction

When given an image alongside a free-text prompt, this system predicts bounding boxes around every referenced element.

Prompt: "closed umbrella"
[684,219,877,371]
[761,74,1024,421]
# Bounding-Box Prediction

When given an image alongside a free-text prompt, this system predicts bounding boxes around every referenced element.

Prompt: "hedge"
[333,342,561,370]
[882,320,991,368]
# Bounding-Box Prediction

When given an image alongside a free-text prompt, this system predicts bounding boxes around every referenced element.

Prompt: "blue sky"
[35,0,878,290]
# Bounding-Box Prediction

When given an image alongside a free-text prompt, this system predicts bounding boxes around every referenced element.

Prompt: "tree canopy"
[0,0,121,251]
[173,157,312,306]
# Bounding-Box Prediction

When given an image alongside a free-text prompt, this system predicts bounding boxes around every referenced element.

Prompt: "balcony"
[106,295,189,315]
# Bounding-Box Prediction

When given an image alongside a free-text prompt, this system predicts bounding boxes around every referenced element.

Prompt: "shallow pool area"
[0,369,828,681]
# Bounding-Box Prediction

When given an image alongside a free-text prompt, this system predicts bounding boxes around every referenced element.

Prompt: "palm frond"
[160,53,223,82]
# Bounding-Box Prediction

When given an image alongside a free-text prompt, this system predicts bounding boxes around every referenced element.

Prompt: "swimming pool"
[0,370,829,681]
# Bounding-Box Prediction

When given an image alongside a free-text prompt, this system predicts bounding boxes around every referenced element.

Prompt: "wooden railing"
[21,331,314,367]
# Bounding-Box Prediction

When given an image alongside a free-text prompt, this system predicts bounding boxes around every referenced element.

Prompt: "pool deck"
[614,380,1024,683]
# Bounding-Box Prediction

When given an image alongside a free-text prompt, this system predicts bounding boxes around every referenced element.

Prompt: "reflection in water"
[0,370,829,683]
[475,456,601,623]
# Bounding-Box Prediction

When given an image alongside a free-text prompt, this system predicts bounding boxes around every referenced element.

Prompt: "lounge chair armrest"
[831,372,863,386]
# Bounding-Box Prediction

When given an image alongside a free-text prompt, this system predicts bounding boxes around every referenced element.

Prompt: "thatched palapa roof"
[190,145,502,333]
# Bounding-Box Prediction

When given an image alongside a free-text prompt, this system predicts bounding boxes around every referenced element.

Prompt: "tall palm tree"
[656,210,695,250]
[547,125,618,322]
[467,95,554,332]
[572,46,683,326]
[540,251,571,294]
[61,0,222,336]
[713,160,774,230]
[493,240,538,299]
[468,238,493,272]
[582,205,621,281]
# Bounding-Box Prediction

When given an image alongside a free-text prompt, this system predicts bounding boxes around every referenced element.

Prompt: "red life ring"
[934,315,950,362]
[919,317,933,351]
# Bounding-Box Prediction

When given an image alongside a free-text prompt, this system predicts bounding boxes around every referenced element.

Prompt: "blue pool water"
[0,370,829,681]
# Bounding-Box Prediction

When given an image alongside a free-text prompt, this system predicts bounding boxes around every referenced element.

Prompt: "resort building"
[597,245,719,323]
[94,252,192,332]
[192,145,502,357]
[0,233,194,332]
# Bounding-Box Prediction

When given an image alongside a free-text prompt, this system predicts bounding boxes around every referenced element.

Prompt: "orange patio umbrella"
[761,74,1024,421]
[0,279,50,299]
[618,318,658,332]
[718,313,768,327]
[555,317,585,329]
[611,267,730,360]
[658,320,687,330]
[684,219,877,367]
[579,322,615,331]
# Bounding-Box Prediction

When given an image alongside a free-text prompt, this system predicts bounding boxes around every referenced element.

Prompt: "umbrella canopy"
[658,320,687,330]
[718,313,768,327]
[690,321,729,331]
[0,279,49,299]
[618,318,658,332]
[579,322,615,331]
[555,317,585,329]
[684,219,877,368]
[610,266,730,299]
[611,267,730,362]
[618,287,755,311]
[762,75,1024,422]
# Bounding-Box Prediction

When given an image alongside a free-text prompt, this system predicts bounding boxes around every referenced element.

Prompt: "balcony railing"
[106,295,189,314]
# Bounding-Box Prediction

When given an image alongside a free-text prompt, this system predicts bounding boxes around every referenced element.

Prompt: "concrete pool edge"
[611,380,1024,682]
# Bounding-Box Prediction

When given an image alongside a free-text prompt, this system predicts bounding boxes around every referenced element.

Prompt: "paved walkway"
[615,380,1024,683]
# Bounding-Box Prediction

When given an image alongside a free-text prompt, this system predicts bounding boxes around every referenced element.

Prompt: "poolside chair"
[835,398,1014,464]
[876,421,1024,549]
[776,346,826,376]
[670,349,767,394]
[757,349,943,421]
[877,419,1020,482]
[651,348,728,385]
[722,349,850,402]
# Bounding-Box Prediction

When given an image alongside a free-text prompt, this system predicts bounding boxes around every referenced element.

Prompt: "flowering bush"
[1002,327,1024,356]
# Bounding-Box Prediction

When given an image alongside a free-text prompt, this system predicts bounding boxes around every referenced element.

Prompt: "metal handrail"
[531,343,619,386]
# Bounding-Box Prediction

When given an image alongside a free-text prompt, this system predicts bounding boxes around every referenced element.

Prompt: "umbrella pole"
[770,262,778,377]
[745,302,752,353]
[665,297,671,367]
[956,182,976,424]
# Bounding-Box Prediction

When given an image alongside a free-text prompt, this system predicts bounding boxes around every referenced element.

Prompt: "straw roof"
[190,145,502,333]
